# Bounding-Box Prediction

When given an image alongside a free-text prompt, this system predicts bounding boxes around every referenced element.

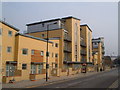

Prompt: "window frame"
[55,53,58,58]
[8,30,12,36]
[7,46,12,53]
[55,43,58,47]
[22,64,27,70]
[40,51,44,56]
[22,48,28,55]
[31,50,34,55]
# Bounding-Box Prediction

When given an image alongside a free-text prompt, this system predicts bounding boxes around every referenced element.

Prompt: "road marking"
[108,79,118,88]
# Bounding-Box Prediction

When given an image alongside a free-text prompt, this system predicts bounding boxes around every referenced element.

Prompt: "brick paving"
[2,69,111,88]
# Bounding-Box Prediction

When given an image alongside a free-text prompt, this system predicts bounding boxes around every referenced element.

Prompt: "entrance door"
[6,64,16,76]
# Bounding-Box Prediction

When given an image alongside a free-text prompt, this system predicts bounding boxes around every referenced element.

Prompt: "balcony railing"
[64,46,72,53]
[93,45,98,49]
[81,58,86,62]
[102,51,105,54]
[81,50,86,55]
[64,35,72,42]
[80,41,86,47]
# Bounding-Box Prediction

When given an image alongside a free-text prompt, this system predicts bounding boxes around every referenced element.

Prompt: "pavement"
[2,68,116,88]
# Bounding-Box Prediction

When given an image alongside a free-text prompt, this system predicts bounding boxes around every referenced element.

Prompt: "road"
[34,68,119,88]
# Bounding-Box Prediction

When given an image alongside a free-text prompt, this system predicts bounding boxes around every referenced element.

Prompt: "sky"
[1,2,118,56]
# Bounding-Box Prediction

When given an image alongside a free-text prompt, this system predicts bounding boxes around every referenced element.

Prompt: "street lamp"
[46,22,57,82]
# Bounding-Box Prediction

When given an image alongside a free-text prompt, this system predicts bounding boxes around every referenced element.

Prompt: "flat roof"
[15,33,53,43]
[26,16,80,26]
[0,20,20,31]
[80,24,92,32]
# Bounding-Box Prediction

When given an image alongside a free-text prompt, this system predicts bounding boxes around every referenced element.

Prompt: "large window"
[38,64,43,74]
[22,48,28,55]
[8,30,12,36]
[7,47,12,53]
[31,64,36,74]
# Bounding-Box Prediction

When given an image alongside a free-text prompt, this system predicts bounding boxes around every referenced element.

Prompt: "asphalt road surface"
[33,68,119,88]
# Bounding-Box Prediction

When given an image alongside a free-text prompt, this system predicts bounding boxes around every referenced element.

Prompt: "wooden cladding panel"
[31,50,44,62]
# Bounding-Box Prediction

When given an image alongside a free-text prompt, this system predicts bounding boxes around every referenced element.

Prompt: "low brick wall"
[30,74,45,80]
[2,76,21,83]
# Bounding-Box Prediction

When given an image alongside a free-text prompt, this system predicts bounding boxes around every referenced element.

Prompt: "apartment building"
[1,20,59,83]
[80,24,93,71]
[92,37,105,71]
[1,16,105,83]
[26,16,82,72]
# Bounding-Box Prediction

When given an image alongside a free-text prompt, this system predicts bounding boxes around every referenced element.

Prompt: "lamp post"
[46,22,57,82]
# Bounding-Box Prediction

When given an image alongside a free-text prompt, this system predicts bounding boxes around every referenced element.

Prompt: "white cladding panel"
[27,20,61,33]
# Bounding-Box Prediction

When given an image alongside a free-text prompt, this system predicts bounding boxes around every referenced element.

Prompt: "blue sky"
[2,2,118,56]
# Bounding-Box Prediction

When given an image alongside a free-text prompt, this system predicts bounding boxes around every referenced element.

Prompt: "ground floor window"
[38,64,43,74]
[6,64,16,76]
[31,64,37,74]
[31,64,43,74]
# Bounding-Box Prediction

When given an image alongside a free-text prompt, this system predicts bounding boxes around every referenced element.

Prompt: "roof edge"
[0,20,20,31]
[15,33,53,43]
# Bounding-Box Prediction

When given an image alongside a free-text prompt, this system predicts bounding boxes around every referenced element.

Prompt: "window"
[55,64,58,68]
[31,50,34,55]
[0,28,2,35]
[22,48,28,55]
[38,64,43,74]
[55,43,58,47]
[55,53,58,58]
[40,51,44,56]
[41,34,45,37]
[42,23,44,27]
[7,47,12,53]
[22,64,27,69]
[8,30,12,36]
[31,64,36,74]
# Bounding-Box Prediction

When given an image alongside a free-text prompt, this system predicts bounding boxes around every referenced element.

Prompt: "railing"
[102,51,105,54]
[93,45,98,49]
[81,58,86,62]
[64,57,72,62]
[80,41,86,47]
[81,50,86,55]
[64,46,72,53]
[64,35,72,42]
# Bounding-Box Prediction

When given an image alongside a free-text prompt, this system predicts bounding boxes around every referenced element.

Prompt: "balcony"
[102,51,105,54]
[93,45,98,49]
[64,46,72,53]
[81,50,86,55]
[64,35,72,42]
[80,41,86,47]
[81,58,86,62]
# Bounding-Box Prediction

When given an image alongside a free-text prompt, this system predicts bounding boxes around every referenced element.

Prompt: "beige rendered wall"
[27,29,64,68]
[1,22,18,76]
